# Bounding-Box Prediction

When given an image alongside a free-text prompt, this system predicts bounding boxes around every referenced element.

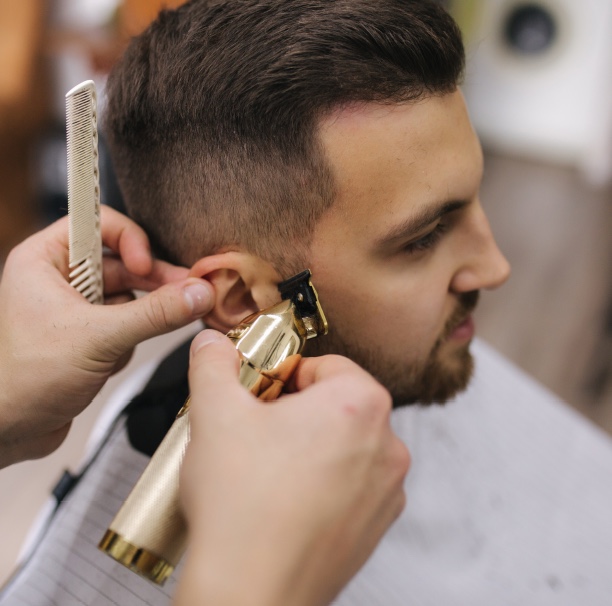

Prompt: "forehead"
[315,91,483,238]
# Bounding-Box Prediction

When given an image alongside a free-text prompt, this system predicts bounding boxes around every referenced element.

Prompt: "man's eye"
[403,222,449,254]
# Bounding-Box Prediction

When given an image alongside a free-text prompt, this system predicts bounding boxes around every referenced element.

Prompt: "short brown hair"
[105,0,464,275]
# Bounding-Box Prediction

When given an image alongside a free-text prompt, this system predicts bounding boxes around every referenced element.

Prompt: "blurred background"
[1,0,611,587]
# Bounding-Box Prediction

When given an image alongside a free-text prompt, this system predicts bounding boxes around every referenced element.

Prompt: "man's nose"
[449,205,511,294]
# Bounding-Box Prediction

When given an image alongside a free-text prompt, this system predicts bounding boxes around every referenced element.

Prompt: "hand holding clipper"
[99,270,328,584]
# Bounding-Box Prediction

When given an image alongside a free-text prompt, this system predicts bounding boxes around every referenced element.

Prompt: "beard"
[305,291,479,407]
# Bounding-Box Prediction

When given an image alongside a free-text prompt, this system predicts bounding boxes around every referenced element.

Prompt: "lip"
[448,315,475,342]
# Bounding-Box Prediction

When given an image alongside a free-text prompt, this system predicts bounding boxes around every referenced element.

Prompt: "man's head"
[105,0,510,406]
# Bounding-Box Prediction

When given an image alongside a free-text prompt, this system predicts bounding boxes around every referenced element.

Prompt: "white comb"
[66,80,104,304]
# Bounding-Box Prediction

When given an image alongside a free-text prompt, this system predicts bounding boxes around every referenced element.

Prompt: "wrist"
[176,538,301,606]
[176,523,334,606]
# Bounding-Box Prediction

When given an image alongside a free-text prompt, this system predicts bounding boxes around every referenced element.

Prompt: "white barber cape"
[334,340,612,605]
[2,339,611,605]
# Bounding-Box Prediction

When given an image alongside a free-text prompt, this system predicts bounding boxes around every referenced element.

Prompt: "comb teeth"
[66,80,103,305]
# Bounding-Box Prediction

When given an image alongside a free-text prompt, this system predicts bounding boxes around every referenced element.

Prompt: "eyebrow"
[374,199,468,249]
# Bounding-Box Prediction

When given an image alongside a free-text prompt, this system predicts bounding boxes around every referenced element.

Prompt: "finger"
[16,215,71,274]
[20,207,149,278]
[100,278,215,349]
[38,214,70,249]
[289,354,370,392]
[189,330,241,385]
[147,259,190,283]
[368,437,411,531]
[102,256,189,294]
[32,206,148,273]
[99,206,153,276]
[283,355,392,425]
[104,292,135,306]
[188,330,247,411]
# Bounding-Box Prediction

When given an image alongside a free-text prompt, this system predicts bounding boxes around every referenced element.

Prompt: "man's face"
[306,90,510,406]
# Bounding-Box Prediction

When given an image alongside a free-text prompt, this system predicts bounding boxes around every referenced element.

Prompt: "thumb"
[106,278,215,350]
[188,330,242,402]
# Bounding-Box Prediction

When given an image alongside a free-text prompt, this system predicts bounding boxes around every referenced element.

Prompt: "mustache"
[443,290,480,339]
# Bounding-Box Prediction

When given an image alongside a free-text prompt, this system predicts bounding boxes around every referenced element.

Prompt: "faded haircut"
[104,0,464,276]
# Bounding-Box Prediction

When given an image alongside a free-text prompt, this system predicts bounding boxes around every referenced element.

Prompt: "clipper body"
[99,271,327,584]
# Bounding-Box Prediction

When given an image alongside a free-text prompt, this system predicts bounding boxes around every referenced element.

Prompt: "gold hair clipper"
[99,270,328,584]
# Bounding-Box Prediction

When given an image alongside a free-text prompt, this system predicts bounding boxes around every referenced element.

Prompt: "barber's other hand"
[177,330,410,606]
[0,207,214,468]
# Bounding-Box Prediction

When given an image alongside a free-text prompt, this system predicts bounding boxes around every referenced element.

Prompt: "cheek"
[374,286,446,354]
[316,271,448,358]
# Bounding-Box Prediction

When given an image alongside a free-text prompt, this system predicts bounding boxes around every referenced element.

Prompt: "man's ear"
[189,252,282,331]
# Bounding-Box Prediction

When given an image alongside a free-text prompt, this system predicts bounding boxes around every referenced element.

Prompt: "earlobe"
[189,252,281,331]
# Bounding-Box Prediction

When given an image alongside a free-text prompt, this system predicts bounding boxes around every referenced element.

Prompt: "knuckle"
[363,380,392,414]
[4,244,25,272]
[324,353,357,368]
[393,439,412,477]
[4,246,18,266]
[314,355,356,382]
[325,354,366,376]
[337,380,391,427]
[144,293,172,331]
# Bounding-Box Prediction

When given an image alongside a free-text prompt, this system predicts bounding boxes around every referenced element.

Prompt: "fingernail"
[191,329,225,358]
[183,281,213,315]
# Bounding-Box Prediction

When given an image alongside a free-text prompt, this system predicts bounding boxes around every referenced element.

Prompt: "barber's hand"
[0,206,214,468]
[177,330,410,606]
